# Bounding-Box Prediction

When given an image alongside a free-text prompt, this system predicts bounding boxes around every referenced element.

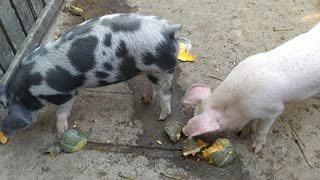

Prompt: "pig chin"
[183,125,221,137]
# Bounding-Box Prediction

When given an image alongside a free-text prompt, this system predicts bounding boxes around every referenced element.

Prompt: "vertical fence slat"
[0,29,14,71]
[0,0,25,51]
[12,0,35,33]
[30,0,44,17]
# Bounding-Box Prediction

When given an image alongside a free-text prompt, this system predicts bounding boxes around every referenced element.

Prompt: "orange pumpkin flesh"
[0,131,8,144]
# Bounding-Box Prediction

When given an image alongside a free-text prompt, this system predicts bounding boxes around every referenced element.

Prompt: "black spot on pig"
[6,62,44,111]
[147,74,159,84]
[103,61,113,71]
[117,59,140,80]
[16,90,44,111]
[116,41,129,57]
[142,52,155,65]
[102,51,106,56]
[103,33,112,47]
[142,37,177,72]
[115,41,140,80]
[46,66,85,92]
[29,73,43,86]
[95,71,109,79]
[68,36,98,73]
[7,62,42,91]
[38,94,73,105]
[101,14,141,32]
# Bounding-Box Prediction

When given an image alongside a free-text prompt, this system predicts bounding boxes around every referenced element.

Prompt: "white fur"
[56,98,75,135]
[186,22,320,153]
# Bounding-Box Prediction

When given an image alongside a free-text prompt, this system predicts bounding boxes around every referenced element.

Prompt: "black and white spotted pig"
[0,13,190,138]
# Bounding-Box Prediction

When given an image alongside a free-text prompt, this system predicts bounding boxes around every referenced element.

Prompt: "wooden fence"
[0,0,47,77]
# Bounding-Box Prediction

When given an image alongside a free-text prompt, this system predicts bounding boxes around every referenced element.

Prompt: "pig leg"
[252,104,284,153]
[158,75,173,120]
[238,120,257,138]
[146,72,173,120]
[141,79,156,104]
[56,98,75,136]
[238,121,253,138]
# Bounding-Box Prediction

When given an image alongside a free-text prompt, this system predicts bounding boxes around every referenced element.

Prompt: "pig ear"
[182,84,211,108]
[182,109,221,137]
[1,102,32,137]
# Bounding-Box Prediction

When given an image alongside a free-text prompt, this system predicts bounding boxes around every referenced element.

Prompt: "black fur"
[116,41,140,80]
[38,94,73,105]
[103,61,113,71]
[68,36,98,73]
[95,71,109,79]
[103,33,112,47]
[46,66,85,92]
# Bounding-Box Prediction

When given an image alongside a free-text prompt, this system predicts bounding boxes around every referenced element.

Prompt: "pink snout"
[182,109,222,137]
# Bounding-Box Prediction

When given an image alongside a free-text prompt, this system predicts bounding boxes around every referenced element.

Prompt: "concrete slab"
[1,0,320,179]
[129,0,320,179]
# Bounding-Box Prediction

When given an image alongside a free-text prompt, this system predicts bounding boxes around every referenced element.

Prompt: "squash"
[59,128,88,153]
[183,138,201,156]
[0,131,8,144]
[202,138,235,167]
[164,121,182,143]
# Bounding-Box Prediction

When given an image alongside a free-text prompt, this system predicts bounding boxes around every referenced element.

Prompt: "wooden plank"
[12,0,35,33]
[0,29,14,71]
[0,0,25,51]
[1,0,64,85]
[0,69,4,78]
[30,0,44,17]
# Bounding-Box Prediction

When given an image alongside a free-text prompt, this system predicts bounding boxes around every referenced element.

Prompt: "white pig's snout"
[182,125,190,137]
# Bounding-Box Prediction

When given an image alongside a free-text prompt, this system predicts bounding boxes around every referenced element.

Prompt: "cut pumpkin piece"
[196,139,209,148]
[183,138,201,156]
[164,121,182,143]
[0,131,8,144]
[202,138,235,167]
[178,43,196,62]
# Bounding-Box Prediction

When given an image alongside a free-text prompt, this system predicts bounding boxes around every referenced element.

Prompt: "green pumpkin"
[183,138,201,156]
[164,121,182,143]
[208,138,235,167]
[59,128,88,153]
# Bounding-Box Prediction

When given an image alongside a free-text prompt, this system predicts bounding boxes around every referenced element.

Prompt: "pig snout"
[182,109,222,137]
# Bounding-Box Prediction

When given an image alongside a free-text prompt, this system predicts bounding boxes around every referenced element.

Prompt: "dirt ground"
[1,0,320,179]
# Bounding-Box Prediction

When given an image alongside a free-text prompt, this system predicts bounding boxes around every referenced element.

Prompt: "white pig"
[182,23,320,153]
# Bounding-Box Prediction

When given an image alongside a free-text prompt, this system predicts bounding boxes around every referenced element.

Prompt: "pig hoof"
[141,96,152,104]
[252,143,263,154]
[158,112,168,121]
[57,123,68,138]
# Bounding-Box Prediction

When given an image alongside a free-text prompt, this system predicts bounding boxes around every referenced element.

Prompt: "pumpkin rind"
[183,138,201,156]
[165,121,182,142]
[59,128,87,153]
[207,138,235,167]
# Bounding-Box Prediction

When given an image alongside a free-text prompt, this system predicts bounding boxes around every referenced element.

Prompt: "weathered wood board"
[0,0,25,51]
[12,0,35,33]
[0,29,14,71]
[30,0,45,17]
